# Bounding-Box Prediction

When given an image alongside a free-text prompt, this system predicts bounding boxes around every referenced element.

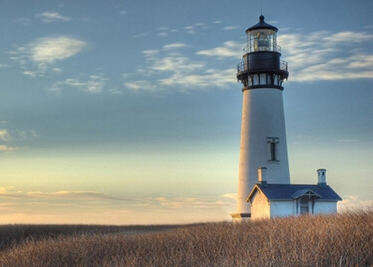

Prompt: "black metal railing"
[237,60,288,73]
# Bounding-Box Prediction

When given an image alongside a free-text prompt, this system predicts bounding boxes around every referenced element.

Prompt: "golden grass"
[0,209,372,266]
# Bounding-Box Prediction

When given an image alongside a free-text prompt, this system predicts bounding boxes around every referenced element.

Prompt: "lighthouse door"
[300,198,309,214]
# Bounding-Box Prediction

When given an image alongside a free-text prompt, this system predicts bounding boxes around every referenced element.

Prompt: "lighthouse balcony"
[237,59,288,74]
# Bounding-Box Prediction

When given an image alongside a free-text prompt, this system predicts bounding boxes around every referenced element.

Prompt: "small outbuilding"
[247,168,342,220]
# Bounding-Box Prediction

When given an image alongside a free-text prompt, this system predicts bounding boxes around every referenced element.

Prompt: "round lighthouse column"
[232,15,290,221]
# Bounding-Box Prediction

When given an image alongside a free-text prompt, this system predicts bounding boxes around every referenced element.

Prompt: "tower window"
[267,137,279,162]
[270,142,276,161]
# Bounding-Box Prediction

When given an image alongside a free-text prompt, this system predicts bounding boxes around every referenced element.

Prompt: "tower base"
[231,212,251,222]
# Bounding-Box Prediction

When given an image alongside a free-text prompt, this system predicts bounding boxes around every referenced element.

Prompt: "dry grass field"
[0,209,372,267]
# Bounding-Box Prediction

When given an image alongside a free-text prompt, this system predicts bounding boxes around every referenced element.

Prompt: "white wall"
[270,201,294,217]
[250,197,338,220]
[237,88,290,214]
[314,201,337,214]
[250,190,270,220]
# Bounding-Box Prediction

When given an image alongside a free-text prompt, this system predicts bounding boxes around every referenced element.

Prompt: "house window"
[267,137,279,162]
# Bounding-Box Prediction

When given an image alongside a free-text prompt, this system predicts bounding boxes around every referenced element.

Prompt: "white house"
[247,168,342,220]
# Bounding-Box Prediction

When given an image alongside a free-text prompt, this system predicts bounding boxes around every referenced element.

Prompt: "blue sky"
[0,0,372,224]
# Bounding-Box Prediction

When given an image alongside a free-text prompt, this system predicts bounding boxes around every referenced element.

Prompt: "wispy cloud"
[17,130,39,140]
[15,17,32,26]
[30,36,87,64]
[27,190,121,200]
[338,139,358,143]
[183,23,208,35]
[10,36,88,75]
[50,75,107,94]
[125,43,236,92]
[279,31,373,81]
[196,41,242,58]
[339,195,373,210]
[124,80,159,92]
[0,145,18,152]
[0,187,121,201]
[127,29,373,93]
[163,43,187,50]
[133,32,149,38]
[0,128,39,153]
[0,129,12,142]
[223,26,239,31]
[36,11,71,23]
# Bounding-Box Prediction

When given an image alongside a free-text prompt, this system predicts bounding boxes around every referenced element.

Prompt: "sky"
[0,0,372,225]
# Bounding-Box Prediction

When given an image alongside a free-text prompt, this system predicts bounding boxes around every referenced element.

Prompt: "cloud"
[159,68,235,89]
[196,41,243,58]
[50,75,107,93]
[155,195,236,209]
[30,36,87,64]
[15,17,32,26]
[338,139,358,143]
[0,145,18,152]
[10,36,88,76]
[278,31,373,81]
[184,26,195,34]
[157,32,168,37]
[125,46,237,92]
[23,71,37,77]
[223,26,239,31]
[27,191,121,200]
[0,187,121,201]
[109,88,123,95]
[222,193,237,200]
[124,80,159,92]
[126,28,373,94]
[163,43,187,50]
[36,11,71,23]
[0,129,39,153]
[17,130,39,140]
[0,129,12,141]
[339,195,373,210]
[133,32,149,38]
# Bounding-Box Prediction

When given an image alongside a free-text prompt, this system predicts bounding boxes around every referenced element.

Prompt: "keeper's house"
[247,168,342,220]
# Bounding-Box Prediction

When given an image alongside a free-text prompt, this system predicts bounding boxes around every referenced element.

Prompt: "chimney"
[317,169,327,187]
[258,167,267,186]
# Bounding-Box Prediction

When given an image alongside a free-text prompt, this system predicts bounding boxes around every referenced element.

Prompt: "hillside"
[0,210,372,266]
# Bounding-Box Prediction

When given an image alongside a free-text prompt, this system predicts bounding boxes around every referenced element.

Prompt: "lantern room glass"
[247,29,277,53]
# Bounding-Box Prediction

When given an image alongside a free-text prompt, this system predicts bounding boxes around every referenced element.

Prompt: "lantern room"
[237,15,288,89]
[245,15,279,53]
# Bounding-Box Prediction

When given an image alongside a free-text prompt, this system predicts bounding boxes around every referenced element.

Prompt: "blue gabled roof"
[247,184,342,202]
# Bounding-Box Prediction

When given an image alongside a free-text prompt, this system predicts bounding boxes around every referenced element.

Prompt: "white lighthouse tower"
[232,15,290,220]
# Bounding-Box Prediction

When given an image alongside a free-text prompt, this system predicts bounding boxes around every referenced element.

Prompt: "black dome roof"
[246,15,278,33]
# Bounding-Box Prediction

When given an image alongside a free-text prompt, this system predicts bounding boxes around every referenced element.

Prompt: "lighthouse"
[232,15,290,220]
